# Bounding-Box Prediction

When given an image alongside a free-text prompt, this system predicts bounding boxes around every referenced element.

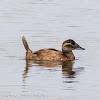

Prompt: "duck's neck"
[63,51,75,60]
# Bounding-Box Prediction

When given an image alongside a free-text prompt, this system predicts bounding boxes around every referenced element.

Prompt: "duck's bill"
[75,46,85,50]
[75,43,85,50]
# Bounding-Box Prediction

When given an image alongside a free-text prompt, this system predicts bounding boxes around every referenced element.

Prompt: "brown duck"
[22,36,85,61]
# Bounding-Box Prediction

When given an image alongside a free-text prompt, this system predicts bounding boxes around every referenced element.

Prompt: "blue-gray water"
[0,0,100,100]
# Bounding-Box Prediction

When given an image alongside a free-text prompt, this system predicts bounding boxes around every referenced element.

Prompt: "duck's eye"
[71,40,75,45]
[67,40,75,45]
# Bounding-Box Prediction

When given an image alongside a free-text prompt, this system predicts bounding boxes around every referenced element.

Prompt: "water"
[0,0,100,100]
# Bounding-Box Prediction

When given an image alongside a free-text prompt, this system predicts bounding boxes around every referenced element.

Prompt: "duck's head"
[62,39,85,53]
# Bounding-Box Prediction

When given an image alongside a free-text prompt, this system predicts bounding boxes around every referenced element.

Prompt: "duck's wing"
[31,48,63,61]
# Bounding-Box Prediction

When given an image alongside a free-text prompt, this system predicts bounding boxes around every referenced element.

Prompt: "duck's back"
[26,48,64,61]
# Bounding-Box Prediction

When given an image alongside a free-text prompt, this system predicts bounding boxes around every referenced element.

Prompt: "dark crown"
[63,39,75,45]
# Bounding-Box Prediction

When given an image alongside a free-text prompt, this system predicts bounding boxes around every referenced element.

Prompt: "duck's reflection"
[23,60,78,81]
[62,61,75,78]
[22,61,29,83]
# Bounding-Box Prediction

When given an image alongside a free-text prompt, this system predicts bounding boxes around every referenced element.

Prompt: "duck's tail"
[22,36,30,51]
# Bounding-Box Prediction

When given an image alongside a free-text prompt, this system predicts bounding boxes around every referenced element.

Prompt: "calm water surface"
[0,0,100,100]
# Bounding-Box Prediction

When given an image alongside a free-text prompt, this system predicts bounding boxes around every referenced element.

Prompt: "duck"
[22,36,85,61]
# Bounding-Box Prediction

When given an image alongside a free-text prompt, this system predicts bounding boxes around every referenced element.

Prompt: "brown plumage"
[22,36,85,61]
